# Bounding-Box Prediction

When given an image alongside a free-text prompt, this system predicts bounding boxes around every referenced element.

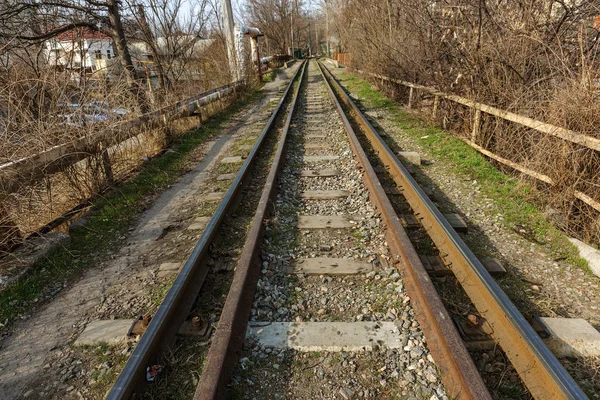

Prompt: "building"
[44,28,117,75]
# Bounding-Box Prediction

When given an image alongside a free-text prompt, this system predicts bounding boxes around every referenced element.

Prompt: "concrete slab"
[220,156,243,164]
[304,155,340,162]
[247,322,403,351]
[541,317,600,357]
[188,216,211,231]
[299,169,340,177]
[74,319,136,346]
[297,215,367,229]
[397,151,421,165]
[301,190,350,200]
[291,258,372,275]
[205,192,224,202]
[158,262,182,278]
[239,144,254,151]
[216,173,236,181]
[305,143,331,150]
[305,134,328,140]
[568,238,600,278]
[246,135,259,140]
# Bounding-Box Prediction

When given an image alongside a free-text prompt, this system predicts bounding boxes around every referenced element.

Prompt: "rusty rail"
[319,60,587,400]
[193,60,308,400]
[106,63,305,399]
[316,62,491,400]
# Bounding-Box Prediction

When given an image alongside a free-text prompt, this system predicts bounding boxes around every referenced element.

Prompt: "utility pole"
[325,1,330,57]
[221,0,238,81]
[290,8,294,58]
[315,19,319,56]
[308,22,311,57]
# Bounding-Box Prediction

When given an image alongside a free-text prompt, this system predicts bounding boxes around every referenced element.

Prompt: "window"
[94,50,103,60]
[106,49,112,59]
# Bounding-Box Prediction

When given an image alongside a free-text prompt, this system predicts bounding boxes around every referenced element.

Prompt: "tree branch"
[3,22,101,42]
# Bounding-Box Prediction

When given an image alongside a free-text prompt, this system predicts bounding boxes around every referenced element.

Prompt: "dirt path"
[0,64,300,400]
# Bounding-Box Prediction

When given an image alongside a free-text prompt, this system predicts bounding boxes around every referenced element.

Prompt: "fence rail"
[0,82,241,195]
[350,68,600,213]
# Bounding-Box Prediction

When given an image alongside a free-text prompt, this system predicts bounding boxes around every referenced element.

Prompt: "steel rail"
[106,62,305,399]
[315,61,491,400]
[318,61,588,400]
[193,60,308,400]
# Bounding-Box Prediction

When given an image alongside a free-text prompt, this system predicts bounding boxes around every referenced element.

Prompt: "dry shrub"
[332,0,600,245]
[0,33,242,255]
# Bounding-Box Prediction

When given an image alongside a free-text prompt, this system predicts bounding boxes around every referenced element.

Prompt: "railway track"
[105,60,587,399]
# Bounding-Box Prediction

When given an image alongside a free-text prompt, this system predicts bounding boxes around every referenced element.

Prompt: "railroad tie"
[304,134,329,140]
[297,215,367,229]
[303,155,340,162]
[301,190,350,200]
[289,257,372,275]
[298,169,340,177]
[419,255,506,277]
[400,213,468,233]
[304,143,331,150]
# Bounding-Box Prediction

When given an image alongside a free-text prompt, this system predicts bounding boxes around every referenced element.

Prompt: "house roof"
[56,27,111,42]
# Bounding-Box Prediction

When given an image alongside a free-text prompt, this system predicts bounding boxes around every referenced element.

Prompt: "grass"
[262,68,280,83]
[334,70,589,273]
[0,89,262,329]
[83,343,129,396]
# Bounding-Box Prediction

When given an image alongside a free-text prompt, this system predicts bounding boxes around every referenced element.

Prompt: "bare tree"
[246,0,292,54]
[0,0,148,108]
[126,0,211,95]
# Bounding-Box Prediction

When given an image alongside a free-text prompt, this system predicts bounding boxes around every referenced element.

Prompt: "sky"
[232,0,322,25]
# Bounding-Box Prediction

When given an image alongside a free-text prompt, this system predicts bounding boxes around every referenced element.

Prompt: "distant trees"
[246,0,295,54]
[323,0,600,106]
[125,0,212,92]
[321,0,600,243]
[246,0,319,56]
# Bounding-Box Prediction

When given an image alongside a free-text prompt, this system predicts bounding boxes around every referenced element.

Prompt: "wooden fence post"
[408,87,414,109]
[471,109,481,143]
[432,95,439,119]
[100,141,114,185]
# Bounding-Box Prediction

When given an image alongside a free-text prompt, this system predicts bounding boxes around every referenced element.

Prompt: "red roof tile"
[56,27,111,41]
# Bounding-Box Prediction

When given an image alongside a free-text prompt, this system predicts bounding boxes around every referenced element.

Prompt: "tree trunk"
[107,0,149,111]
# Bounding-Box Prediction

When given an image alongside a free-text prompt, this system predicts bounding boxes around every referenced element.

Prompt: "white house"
[44,27,216,83]
[44,28,117,74]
